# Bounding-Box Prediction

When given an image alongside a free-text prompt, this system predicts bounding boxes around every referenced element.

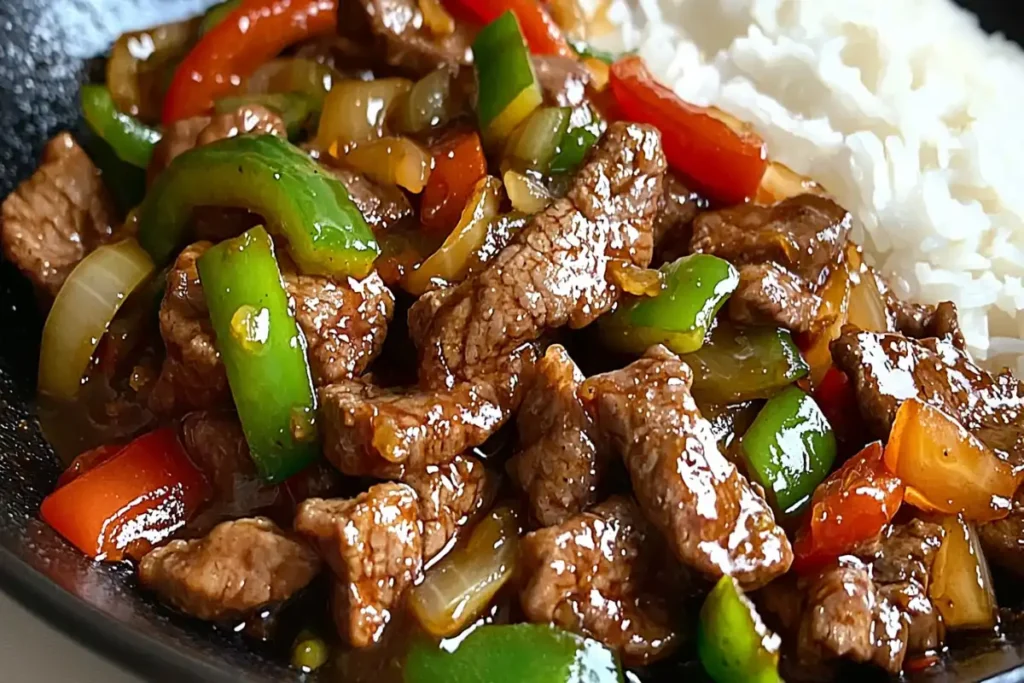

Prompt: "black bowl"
[1,1,1023,682]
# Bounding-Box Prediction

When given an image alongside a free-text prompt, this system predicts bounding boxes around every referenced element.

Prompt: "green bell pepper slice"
[137,134,378,278]
[197,225,320,484]
[741,385,836,515]
[600,253,739,356]
[214,93,316,140]
[473,12,543,146]
[698,575,782,683]
[405,624,623,683]
[80,84,162,169]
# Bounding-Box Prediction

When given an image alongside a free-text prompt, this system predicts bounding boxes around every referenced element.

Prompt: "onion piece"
[607,260,664,297]
[582,58,610,91]
[503,170,552,214]
[409,507,519,637]
[418,0,455,37]
[503,107,570,174]
[929,514,998,631]
[845,245,888,332]
[801,258,851,388]
[107,19,200,122]
[38,239,156,401]
[548,0,586,36]
[335,136,432,193]
[246,58,336,106]
[755,161,824,205]
[316,78,412,149]
[391,68,456,135]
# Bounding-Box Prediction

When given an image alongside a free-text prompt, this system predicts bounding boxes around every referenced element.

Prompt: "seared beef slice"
[351,0,474,77]
[580,346,791,589]
[403,454,491,561]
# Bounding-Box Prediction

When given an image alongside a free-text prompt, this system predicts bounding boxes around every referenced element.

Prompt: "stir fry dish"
[4,0,1023,681]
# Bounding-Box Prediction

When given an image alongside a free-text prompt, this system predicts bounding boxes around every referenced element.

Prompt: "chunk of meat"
[181,410,255,501]
[510,345,603,527]
[403,454,491,561]
[728,262,823,334]
[295,484,423,647]
[410,122,666,390]
[1,132,116,296]
[831,329,1024,468]
[138,517,321,621]
[325,164,415,233]
[873,268,966,350]
[652,172,706,264]
[579,345,792,589]
[532,56,590,107]
[520,497,677,666]
[979,487,1024,577]
[349,0,474,77]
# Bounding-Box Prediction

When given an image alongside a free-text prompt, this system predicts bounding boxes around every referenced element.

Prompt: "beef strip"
[652,172,706,264]
[872,267,967,349]
[349,0,474,77]
[532,56,590,107]
[181,410,256,502]
[728,262,824,333]
[579,345,792,590]
[295,484,423,647]
[138,517,321,621]
[510,344,604,527]
[403,454,491,561]
[979,487,1024,577]
[320,161,415,233]
[1,132,116,296]
[520,496,677,666]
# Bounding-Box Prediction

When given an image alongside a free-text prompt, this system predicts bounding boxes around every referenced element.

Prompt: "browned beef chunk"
[181,410,255,501]
[138,517,321,621]
[295,484,423,647]
[520,497,677,665]
[728,262,823,334]
[831,329,1024,467]
[532,56,590,107]
[652,172,706,264]
[349,0,474,77]
[403,454,492,561]
[979,487,1024,577]
[580,346,791,589]
[872,268,966,349]
[510,345,604,527]
[1,132,116,296]
[324,164,415,234]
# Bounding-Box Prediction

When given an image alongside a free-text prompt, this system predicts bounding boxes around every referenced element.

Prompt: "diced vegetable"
[79,133,148,214]
[199,0,241,34]
[741,386,837,515]
[56,443,124,489]
[503,106,570,173]
[754,161,822,205]
[929,515,998,631]
[214,92,316,139]
[405,624,623,683]
[606,260,664,297]
[136,134,378,279]
[792,442,904,573]
[335,137,432,194]
[609,56,768,205]
[446,0,575,57]
[162,0,338,123]
[419,0,456,36]
[503,169,553,214]
[698,575,782,683]
[40,428,211,561]
[391,68,459,135]
[473,12,544,146]
[548,111,603,175]
[197,226,320,484]
[291,631,329,673]
[799,257,850,388]
[410,507,519,636]
[80,85,161,168]
[245,57,336,107]
[421,130,488,234]
[316,78,413,148]
[884,399,1018,523]
[38,239,155,401]
[684,321,809,404]
[812,366,859,443]
[845,245,888,332]
[600,254,739,356]
[571,40,618,65]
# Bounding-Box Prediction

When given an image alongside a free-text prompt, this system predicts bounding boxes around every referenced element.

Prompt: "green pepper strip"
[473,11,543,145]
[698,575,782,683]
[137,134,379,278]
[197,225,319,484]
[214,93,316,140]
[80,85,162,169]
[741,385,837,515]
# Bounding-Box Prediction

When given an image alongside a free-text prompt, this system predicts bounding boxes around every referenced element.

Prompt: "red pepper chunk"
[421,131,487,235]
[161,0,338,123]
[792,441,904,573]
[41,428,211,562]
[609,56,768,205]
[444,0,574,57]
[55,443,124,489]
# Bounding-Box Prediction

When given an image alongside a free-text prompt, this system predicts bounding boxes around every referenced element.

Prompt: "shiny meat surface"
[403,454,491,561]
[138,517,321,621]
[520,497,677,666]
[181,410,255,502]
[1,132,116,296]
[874,268,967,350]
[324,164,415,234]
[510,345,604,527]
[580,346,792,589]
[979,487,1024,577]
[652,172,706,264]
[350,0,474,76]
[728,262,823,334]
[532,56,591,107]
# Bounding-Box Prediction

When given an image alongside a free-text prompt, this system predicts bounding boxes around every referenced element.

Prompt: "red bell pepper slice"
[41,428,212,562]
[792,441,904,573]
[56,443,124,489]
[608,56,768,205]
[420,131,487,235]
[444,0,574,57]
[812,366,858,442]
[161,0,338,123]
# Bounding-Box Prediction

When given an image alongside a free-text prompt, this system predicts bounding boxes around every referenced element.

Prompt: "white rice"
[590,0,1024,374]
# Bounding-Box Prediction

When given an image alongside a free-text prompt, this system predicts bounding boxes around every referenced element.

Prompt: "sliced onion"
[391,68,455,135]
[802,258,850,388]
[581,58,610,91]
[548,0,586,36]
[38,239,156,401]
[755,161,824,205]
[107,19,200,121]
[845,245,888,332]
[335,136,432,193]
[503,107,570,173]
[316,78,412,149]
[607,260,664,297]
[929,515,998,631]
[409,507,519,637]
[403,176,503,295]
[418,0,455,37]
[246,58,336,106]
[503,170,552,214]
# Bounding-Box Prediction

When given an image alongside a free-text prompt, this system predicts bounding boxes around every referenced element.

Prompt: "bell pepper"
[812,366,859,444]
[600,254,739,356]
[80,85,162,169]
[40,428,211,562]
[792,442,903,573]
[884,399,1019,523]
[609,56,768,205]
[200,0,242,34]
[55,443,123,488]
[548,113,603,176]
[162,0,338,123]
[421,131,488,234]
[473,12,544,146]
[741,385,836,515]
[197,226,320,484]
[572,41,618,65]
[136,134,378,278]
[214,92,316,139]
[698,575,782,683]
[405,624,623,683]
[445,0,574,57]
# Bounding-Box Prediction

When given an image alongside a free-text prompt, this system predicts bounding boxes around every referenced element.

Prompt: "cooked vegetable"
[792,442,904,573]
[600,254,739,356]
[884,399,1018,523]
[410,507,519,636]
[503,169,553,214]
[38,239,155,401]
[812,365,859,443]
[572,40,618,65]
[245,57,336,107]
[80,85,161,168]
[199,0,241,34]
[40,428,211,561]
[316,78,412,148]
[291,632,329,672]
[447,0,575,57]
[799,257,850,387]
[473,12,544,146]
[741,386,836,515]
[162,0,338,122]
[405,624,623,683]
[504,106,571,173]
[845,245,888,332]
[214,92,316,138]
[609,56,768,205]
[336,136,432,193]
[548,111,604,175]
[684,321,809,404]
[698,575,782,683]
[421,130,488,234]
[606,260,664,297]
[419,0,456,36]
[137,134,378,278]
[197,226,320,484]
[56,443,123,489]
[929,514,998,631]
[754,161,822,204]
[392,68,458,135]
